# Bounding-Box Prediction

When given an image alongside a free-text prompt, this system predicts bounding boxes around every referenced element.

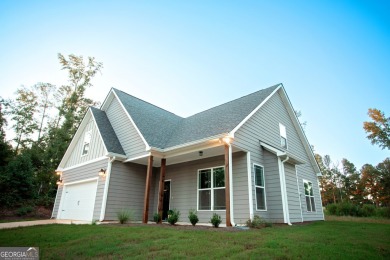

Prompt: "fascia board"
[230,84,282,137]
[278,85,322,174]
[58,109,92,169]
[111,89,151,150]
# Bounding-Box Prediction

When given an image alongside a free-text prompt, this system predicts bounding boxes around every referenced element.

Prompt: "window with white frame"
[304,180,316,212]
[198,167,225,210]
[279,123,287,149]
[254,164,266,210]
[81,130,92,156]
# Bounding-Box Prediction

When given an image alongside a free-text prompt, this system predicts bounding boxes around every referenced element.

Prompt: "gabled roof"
[113,84,279,149]
[90,107,125,156]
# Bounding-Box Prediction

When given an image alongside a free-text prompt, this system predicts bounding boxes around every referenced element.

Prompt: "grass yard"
[0,220,389,259]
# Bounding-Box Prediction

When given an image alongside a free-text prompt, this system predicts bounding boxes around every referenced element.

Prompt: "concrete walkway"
[0,219,92,229]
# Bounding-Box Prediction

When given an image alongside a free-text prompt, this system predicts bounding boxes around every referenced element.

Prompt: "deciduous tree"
[363,108,390,150]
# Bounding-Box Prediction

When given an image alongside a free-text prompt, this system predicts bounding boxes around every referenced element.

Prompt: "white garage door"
[60,180,97,221]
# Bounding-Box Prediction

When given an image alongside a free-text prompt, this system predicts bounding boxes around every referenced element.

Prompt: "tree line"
[315,109,390,208]
[0,54,102,208]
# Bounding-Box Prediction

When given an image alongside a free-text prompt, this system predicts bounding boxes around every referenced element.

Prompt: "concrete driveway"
[0,219,92,229]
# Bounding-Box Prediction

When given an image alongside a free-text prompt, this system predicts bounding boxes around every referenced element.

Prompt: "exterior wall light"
[98,169,106,177]
[55,171,62,176]
[222,136,232,144]
[199,151,203,156]
[56,179,63,185]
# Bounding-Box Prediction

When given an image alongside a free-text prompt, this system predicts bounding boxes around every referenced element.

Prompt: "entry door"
[162,180,171,220]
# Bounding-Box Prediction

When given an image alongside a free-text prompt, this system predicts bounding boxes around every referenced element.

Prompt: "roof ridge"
[112,88,183,119]
[185,83,281,119]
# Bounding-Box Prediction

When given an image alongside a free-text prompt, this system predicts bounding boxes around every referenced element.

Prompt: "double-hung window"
[254,164,266,210]
[304,180,316,212]
[279,123,287,149]
[198,167,225,210]
[82,130,92,156]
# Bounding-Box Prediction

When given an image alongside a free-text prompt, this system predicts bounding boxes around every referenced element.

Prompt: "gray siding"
[104,161,147,221]
[235,90,323,222]
[53,158,108,220]
[285,163,302,222]
[105,96,148,158]
[64,117,106,168]
[149,153,247,224]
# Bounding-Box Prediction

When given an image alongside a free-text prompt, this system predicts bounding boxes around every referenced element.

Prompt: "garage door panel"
[60,180,97,221]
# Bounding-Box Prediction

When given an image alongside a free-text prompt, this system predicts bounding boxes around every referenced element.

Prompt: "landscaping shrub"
[210,213,221,228]
[117,209,132,224]
[188,209,199,226]
[361,204,376,217]
[376,207,390,218]
[16,206,34,216]
[153,213,162,223]
[246,215,272,228]
[167,209,180,225]
[326,204,337,215]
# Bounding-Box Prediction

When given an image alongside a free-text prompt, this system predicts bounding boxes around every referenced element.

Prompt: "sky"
[0,0,389,169]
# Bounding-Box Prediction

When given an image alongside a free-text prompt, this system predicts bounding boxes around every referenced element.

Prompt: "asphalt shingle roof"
[90,106,126,155]
[113,84,280,150]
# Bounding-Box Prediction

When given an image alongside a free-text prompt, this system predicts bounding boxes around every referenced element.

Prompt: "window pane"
[214,189,226,210]
[256,187,266,210]
[198,190,211,210]
[281,137,287,149]
[213,167,225,188]
[305,196,311,211]
[199,170,211,189]
[82,143,89,155]
[304,182,309,195]
[308,182,313,196]
[310,197,316,211]
[255,165,264,187]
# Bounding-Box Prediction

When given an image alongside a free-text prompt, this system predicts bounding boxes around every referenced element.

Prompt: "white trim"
[196,165,226,211]
[253,163,267,211]
[295,166,304,222]
[124,153,151,163]
[247,152,254,219]
[57,156,108,172]
[105,152,127,160]
[112,90,150,150]
[63,177,99,186]
[317,178,325,220]
[230,84,282,137]
[303,179,316,212]
[51,185,61,219]
[90,109,110,155]
[99,157,115,221]
[58,111,92,168]
[278,158,288,223]
[278,86,321,174]
[228,144,235,226]
[260,142,286,157]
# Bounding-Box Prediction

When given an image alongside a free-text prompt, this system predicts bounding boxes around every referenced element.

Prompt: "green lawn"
[0,221,389,259]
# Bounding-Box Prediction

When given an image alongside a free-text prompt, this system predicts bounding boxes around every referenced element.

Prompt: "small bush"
[153,213,162,223]
[117,209,132,224]
[361,204,376,217]
[16,206,34,216]
[326,204,337,215]
[167,209,180,225]
[188,209,199,226]
[210,213,222,228]
[376,207,390,218]
[246,215,272,228]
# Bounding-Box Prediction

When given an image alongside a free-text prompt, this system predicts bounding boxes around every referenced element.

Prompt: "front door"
[162,180,171,220]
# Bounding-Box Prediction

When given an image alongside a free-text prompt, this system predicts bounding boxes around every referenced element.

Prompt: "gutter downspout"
[281,156,292,226]
[99,156,116,221]
[228,144,236,226]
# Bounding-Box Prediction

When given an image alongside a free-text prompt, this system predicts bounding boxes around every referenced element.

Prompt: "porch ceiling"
[125,145,242,167]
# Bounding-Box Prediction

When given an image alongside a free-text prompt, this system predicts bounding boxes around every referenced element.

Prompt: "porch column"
[157,158,166,224]
[142,155,153,223]
[224,144,232,227]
